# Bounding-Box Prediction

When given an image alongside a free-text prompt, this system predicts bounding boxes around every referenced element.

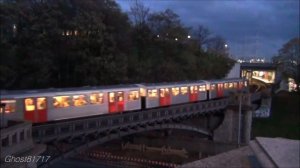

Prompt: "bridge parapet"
[33,99,229,143]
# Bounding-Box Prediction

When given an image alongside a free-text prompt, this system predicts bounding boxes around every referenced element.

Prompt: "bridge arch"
[40,123,211,167]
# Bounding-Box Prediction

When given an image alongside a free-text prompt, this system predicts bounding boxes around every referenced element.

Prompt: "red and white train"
[0,78,248,123]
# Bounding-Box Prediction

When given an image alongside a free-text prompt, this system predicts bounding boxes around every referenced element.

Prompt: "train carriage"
[0,85,141,123]
[140,81,208,109]
[0,78,248,124]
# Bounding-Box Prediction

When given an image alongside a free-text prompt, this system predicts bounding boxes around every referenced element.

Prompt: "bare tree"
[207,35,228,56]
[194,25,211,50]
[130,0,150,27]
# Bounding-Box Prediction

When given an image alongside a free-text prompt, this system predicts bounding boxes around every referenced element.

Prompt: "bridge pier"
[213,92,252,145]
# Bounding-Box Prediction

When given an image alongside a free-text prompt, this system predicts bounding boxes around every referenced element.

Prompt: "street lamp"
[187,35,191,39]
[224,44,228,48]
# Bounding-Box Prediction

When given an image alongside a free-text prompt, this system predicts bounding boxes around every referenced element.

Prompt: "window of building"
[90,93,104,104]
[172,87,179,96]
[0,100,16,113]
[180,87,188,95]
[37,97,46,110]
[117,92,124,102]
[25,98,35,111]
[148,89,158,98]
[53,96,70,108]
[199,85,206,92]
[128,91,139,101]
[109,92,115,103]
[73,95,87,106]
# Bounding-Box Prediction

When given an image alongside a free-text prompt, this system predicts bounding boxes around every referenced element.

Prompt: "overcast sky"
[116,0,299,60]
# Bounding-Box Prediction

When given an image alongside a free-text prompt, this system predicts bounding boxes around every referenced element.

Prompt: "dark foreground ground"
[252,91,300,140]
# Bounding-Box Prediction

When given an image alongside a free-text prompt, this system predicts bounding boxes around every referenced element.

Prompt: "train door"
[189,86,198,102]
[24,97,47,123]
[159,88,170,106]
[217,83,224,97]
[108,92,124,113]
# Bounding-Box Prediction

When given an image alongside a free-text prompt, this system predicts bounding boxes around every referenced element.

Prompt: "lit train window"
[199,85,206,92]
[0,100,16,113]
[140,88,146,97]
[190,86,198,94]
[117,92,124,102]
[228,83,233,88]
[90,93,104,104]
[109,92,115,103]
[37,97,46,110]
[148,89,158,98]
[233,82,238,88]
[244,81,248,87]
[224,83,229,89]
[73,95,87,106]
[180,87,188,95]
[206,84,210,91]
[210,84,216,90]
[172,87,179,96]
[25,98,35,111]
[160,88,170,97]
[53,96,70,108]
[128,91,139,101]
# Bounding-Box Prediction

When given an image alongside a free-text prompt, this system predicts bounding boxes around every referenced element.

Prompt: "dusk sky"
[116,0,299,61]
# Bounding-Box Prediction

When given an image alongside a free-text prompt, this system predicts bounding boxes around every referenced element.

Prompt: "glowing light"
[175,38,178,41]
[187,35,191,39]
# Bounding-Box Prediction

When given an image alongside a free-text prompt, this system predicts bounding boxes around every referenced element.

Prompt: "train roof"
[0,84,140,98]
[139,81,206,87]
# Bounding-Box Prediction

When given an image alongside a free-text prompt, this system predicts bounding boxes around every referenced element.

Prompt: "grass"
[252,92,300,140]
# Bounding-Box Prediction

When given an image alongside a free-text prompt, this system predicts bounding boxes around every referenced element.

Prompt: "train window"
[206,84,210,91]
[180,87,188,95]
[224,83,229,89]
[117,92,124,102]
[199,85,206,91]
[210,84,216,90]
[244,81,248,87]
[172,87,179,96]
[160,89,165,97]
[109,92,115,103]
[128,91,139,101]
[37,97,46,110]
[25,98,35,111]
[0,100,16,113]
[148,89,158,98]
[228,83,234,88]
[73,95,87,106]
[160,88,170,97]
[233,82,238,88]
[53,96,70,108]
[140,88,146,97]
[190,86,198,94]
[90,93,104,104]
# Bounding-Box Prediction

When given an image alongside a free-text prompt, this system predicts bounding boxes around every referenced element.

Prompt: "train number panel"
[159,88,170,106]
[24,97,47,123]
[108,92,124,113]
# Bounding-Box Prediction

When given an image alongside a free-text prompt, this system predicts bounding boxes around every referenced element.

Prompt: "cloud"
[116,0,299,59]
